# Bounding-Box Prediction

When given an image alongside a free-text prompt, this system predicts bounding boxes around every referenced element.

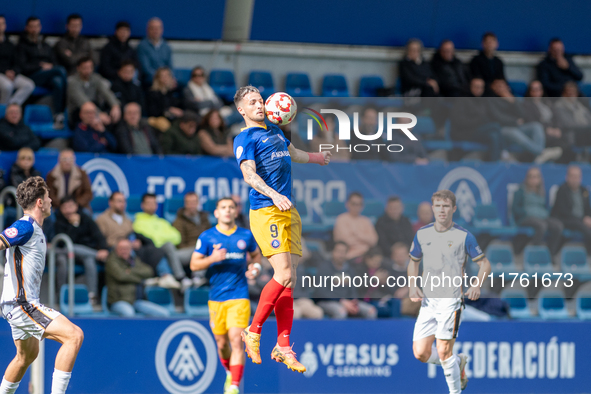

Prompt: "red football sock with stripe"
[250,278,286,334]
[275,286,294,347]
[221,357,230,371]
[230,364,244,386]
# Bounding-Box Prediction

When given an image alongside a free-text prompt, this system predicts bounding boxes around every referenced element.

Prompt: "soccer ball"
[265,92,297,125]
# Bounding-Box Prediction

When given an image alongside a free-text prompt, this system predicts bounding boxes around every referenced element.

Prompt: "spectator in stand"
[551,165,591,255]
[512,167,563,256]
[0,104,41,151]
[412,201,434,233]
[198,110,233,157]
[106,238,171,317]
[488,79,562,163]
[172,192,210,270]
[399,38,439,97]
[376,196,414,255]
[309,116,350,162]
[9,148,42,188]
[67,56,121,127]
[96,192,182,290]
[431,39,469,97]
[231,194,249,230]
[553,81,591,146]
[46,149,93,210]
[350,107,383,161]
[315,242,377,319]
[133,193,193,291]
[99,21,137,82]
[73,101,117,153]
[16,16,67,124]
[147,67,183,122]
[470,32,505,91]
[292,240,324,319]
[161,111,202,155]
[54,195,109,305]
[358,247,392,302]
[183,66,223,116]
[523,80,576,163]
[537,38,583,98]
[333,192,378,261]
[137,18,172,86]
[110,60,145,111]
[114,102,161,154]
[54,14,92,75]
[0,16,35,105]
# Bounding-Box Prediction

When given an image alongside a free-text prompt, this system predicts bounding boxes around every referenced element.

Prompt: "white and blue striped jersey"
[410,223,484,299]
[1,216,47,308]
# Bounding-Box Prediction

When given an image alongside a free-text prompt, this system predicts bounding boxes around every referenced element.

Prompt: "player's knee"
[230,335,243,351]
[69,325,84,349]
[275,270,293,287]
[412,344,430,363]
[215,337,228,351]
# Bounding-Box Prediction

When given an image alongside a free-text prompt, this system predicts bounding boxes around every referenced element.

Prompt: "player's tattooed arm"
[240,160,292,211]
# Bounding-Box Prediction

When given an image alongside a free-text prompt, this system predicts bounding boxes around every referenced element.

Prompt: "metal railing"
[47,234,75,316]
[0,186,23,230]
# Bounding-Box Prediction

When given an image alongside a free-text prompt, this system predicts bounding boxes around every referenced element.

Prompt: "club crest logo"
[237,240,246,250]
[271,239,281,249]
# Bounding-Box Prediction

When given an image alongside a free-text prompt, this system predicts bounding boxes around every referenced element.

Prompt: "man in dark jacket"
[172,192,210,266]
[53,14,92,75]
[470,32,505,92]
[54,195,109,304]
[0,104,41,151]
[551,165,591,254]
[431,40,469,97]
[9,147,42,188]
[375,196,414,255]
[110,60,145,111]
[114,102,161,154]
[16,17,67,115]
[99,21,137,82]
[0,16,35,105]
[73,101,117,153]
[537,39,584,97]
[161,111,202,154]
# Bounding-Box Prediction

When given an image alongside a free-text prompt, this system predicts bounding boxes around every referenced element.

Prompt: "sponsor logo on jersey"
[237,239,247,250]
[447,241,453,247]
[270,150,290,160]
[271,239,281,248]
[225,252,245,260]
[4,228,18,238]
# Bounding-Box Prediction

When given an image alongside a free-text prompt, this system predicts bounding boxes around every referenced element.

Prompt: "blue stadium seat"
[322,74,349,97]
[285,73,313,97]
[538,289,569,319]
[523,245,554,275]
[209,69,236,102]
[362,199,385,222]
[508,80,528,97]
[472,204,518,237]
[24,104,73,139]
[487,244,518,276]
[0,104,5,118]
[560,246,591,281]
[126,195,143,216]
[411,116,436,135]
[500,288,531,319]
[297,200,328,233]
[248,70,274,99]
[173,68,192,85]
[579,83,591,98]
[59,284,94,316]
[371,298,401,318]
[91,197,109,219]
[321,200,346,227]
[163,196,184,223]
[576,291,591,320]
[358,75,385,97]
[184,287,209,317]
[145,286,176,314]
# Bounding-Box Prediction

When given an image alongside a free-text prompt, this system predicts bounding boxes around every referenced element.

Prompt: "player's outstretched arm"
[465,256,491,301]
[287,144,331,165]
[240,160,292,211]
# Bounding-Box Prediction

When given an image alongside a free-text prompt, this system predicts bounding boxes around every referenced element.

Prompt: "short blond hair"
[431,190,456,207]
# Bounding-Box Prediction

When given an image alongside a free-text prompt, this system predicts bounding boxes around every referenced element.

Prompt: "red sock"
[275,287,294,347]
[250,278,286,334]
[230,364,244,386]
[221,357,230,371]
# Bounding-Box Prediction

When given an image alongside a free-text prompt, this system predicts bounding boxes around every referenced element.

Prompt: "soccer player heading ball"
[408,190,491,393]
[233,86,331,373]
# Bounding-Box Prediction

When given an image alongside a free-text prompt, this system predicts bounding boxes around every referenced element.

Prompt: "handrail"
[47,234,75,316]
[0,186,24,230]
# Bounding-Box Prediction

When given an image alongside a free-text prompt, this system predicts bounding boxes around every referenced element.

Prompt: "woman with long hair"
[197,109,233,157]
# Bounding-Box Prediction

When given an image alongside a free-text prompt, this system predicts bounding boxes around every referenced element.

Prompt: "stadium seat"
[184,287,209,317]
[248,70,274,99]
[24,104,73,139]
[500,288,531,319]
[163,196,185,223]
[362,199,385,222]
[358,75,385,97]
[297,201,328,233]
[486,244,518,276]
[472,204,518,237]
[0,104,5,118]
[560,245,591,281]
[411,116,436,135]
[322,74,349,97]
[59,284,94,316]
[508,80,528,97]
[321,200,346,228]
[537,289,570,319]
[90,197,109,219]
[285,73,313,97]
[523,245,554,275]
[126,195,143,217]
[575,290,591,320]
[173,68,192,85]
[371,298,401,318]
[144,286,176,314]
[209,69,236,102]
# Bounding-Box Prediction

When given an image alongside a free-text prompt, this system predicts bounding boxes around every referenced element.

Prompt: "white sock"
[441,355,461,394]
[51,369,72,394]
[229,385,239,389]
[0,377,20,394]
[427,343,441,365]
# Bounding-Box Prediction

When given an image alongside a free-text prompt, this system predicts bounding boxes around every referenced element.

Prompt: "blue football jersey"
[233,124,292,210]
[195,226,257,302]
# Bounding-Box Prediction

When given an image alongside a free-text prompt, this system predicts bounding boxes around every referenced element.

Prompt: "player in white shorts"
[0,177,84,394]
[408,190,491,393]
